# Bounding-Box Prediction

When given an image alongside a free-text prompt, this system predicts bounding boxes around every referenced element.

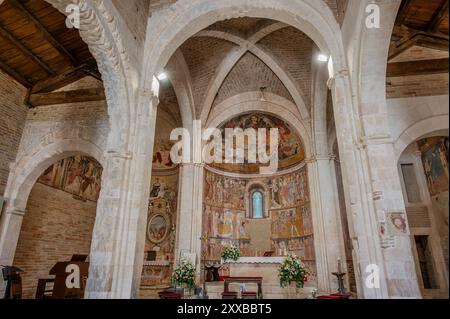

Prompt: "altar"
[224,257,284,285]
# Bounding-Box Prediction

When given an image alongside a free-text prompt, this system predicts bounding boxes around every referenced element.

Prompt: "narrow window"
[251,190,264,219]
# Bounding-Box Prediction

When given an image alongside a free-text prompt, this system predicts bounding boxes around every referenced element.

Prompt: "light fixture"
[317,53,329,62]
[157,72,168,81]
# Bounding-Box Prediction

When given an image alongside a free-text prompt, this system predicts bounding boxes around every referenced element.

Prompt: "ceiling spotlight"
[317,54,329,62]
[157,72,168,81]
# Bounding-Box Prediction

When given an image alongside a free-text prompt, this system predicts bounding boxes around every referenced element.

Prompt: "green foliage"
[278,255,310,289]
[172,259,196,289]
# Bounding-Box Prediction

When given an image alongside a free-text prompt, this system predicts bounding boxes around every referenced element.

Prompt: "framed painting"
[147,212,171,244]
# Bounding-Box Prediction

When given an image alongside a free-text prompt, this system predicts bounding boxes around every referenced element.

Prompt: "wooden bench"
[224,277,263,299]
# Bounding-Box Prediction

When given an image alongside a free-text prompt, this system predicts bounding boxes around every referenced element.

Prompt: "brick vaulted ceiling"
[0,0,103,107]
[176,17,319,121]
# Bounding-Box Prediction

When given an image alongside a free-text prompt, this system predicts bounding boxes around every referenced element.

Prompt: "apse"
[201,112,317,275]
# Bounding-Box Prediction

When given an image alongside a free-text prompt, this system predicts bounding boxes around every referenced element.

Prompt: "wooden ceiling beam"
[427,0,449,32]
[0,24,55,76]
[31,63,99,93]
[396,0,415,26]
[387,58,449,77]
[10,0,78,66]
[28,88,106,107]
[389,25,449,60]
[0,59,31,87]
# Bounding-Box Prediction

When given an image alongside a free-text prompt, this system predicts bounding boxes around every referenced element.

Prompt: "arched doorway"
[13,154,103,299]
[397,135,449,299]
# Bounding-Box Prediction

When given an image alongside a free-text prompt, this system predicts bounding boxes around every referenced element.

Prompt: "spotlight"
[317,54,329,62]
[157,72,168,81]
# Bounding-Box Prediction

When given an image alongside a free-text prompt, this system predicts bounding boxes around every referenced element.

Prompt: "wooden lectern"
[37,255,89,299]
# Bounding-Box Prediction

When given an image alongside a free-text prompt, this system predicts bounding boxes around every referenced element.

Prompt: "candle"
[338,258,342,273]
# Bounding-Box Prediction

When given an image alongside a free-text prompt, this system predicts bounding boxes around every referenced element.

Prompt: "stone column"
[310,64,347,293]
[175,163,204,272]
[307,157,347,294]
[85,91,159,299]
[329,72,421,298]
[0,208,25,296]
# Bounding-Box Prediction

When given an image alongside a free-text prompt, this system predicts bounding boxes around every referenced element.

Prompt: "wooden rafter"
[389,25,449,60]
[10,0,78,66]
[0,24,55,76]
[387,58,449,77]
[427,0,449,32]
[28,88,106,107]
[31,63,98,94]
[396,0,415,26]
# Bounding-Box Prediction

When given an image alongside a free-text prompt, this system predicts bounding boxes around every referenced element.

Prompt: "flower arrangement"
[221,244,241,262]
[171,259,196,289]
[278,255,310,289]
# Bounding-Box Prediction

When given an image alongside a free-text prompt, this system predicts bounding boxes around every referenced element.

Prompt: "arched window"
[250,189,264,219]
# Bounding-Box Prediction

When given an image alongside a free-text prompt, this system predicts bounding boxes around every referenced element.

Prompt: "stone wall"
[0,70,28,196]
[13,182,97,299]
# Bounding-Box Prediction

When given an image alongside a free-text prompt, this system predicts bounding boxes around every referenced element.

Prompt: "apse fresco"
[417,137,449,196]
[38,156,102,202]
[211,112,305,173]
[202,168,315,264]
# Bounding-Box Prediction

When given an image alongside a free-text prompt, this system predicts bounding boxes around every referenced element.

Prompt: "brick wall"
[0,70,28,196]
[13,182,97,299]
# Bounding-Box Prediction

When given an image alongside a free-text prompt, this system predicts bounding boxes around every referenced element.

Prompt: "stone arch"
[395,115,450,161]
[143,0,347,95]
[45,0,134,152]
[0,138,103,269]
[206,91,312,159]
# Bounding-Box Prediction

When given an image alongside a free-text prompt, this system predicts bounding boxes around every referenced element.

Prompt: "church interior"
[0,0,448,300]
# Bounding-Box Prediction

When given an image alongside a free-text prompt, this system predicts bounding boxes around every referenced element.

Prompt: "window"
[250,189,264,219]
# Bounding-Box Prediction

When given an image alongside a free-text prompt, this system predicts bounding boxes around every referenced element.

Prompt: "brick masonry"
[0,70,28,196]
[13,182,97,299]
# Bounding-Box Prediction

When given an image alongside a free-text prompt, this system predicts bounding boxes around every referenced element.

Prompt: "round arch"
[395,115,450,161]
[4,139,104,215]
[142,0,347,92]
[206,91,312,159]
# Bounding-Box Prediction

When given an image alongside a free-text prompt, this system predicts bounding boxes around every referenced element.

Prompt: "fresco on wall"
[202,167,315,265]
[141,172,179,287]
[211,113,305,173]
[417,137,449,196]
[152,140,177,170]
[146,173,179,258]
[38,156,102,202]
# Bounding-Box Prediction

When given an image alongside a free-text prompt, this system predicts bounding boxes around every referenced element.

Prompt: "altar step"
[205,282,318,299]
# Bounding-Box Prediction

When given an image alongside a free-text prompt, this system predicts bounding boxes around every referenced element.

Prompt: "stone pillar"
[175,163,204,272]
[0,208,25,296]
[329,71,421,298]
[85,91,159,299]
[307,157,347,294]
[310,64,347,293]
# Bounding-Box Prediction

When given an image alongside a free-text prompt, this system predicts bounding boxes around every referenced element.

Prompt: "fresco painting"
[418,137,449,196]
